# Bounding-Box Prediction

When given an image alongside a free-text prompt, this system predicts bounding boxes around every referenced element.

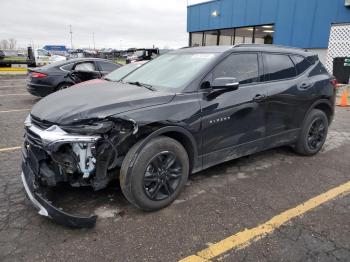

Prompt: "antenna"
[69,25,73,49]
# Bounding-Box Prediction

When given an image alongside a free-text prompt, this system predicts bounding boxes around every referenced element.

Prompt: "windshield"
[104,63,143,81]
[123,52,218,91]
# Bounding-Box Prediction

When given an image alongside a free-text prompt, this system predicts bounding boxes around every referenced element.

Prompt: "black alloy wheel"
[307,118,327,151]
[294,109,328,156]
[120,136,189,211]
[143,151,182,201]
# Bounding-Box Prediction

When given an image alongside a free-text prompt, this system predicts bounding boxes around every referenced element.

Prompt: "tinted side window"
[74,62,96,71]
[263,54,296,81]
[291,55,313,75]
[60,63,74,71]
[99,61,120,71]
[213,53,259,85]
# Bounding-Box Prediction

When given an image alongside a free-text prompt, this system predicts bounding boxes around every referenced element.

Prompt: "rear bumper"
[26,82,55,97]
[21,150,97,228]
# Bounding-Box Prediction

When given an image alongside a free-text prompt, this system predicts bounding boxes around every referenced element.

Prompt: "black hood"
[31,81,174,125]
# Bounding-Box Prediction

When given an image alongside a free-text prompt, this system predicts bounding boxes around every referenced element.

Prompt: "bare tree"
[0,39,9,50]
[8,38,17,49]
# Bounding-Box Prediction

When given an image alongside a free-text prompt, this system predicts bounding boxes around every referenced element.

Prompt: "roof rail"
[234,43,307,51]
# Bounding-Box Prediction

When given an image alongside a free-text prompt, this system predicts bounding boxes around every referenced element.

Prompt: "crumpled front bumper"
[21,150,97,228]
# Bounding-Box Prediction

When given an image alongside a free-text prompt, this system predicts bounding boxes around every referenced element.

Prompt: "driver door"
[200,52,269,168]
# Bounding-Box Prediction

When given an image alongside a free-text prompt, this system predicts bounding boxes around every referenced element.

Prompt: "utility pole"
[69,25,73,49]
[93,32,96,50]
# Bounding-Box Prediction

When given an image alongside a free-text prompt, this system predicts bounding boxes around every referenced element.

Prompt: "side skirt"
[194,129,300,174]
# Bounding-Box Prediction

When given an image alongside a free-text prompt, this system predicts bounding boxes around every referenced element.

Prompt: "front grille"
[30,115,55,130]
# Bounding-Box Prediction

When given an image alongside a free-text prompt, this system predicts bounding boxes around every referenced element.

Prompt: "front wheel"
[120,136,189,211]
[294,109,328,156]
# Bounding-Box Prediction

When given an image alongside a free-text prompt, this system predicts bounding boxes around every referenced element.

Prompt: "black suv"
[21,45,336,227]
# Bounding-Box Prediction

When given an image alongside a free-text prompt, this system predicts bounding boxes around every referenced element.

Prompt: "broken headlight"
[61,121,114,135]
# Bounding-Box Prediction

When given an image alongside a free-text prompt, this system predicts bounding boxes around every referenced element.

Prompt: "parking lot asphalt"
[0,76,350,262]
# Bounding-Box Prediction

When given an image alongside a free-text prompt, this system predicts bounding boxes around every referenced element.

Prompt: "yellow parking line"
[0,68,27,72]
[0,146,21,153]
[179,180,350,262]
[0,93,29,97]
[0,109,29,113]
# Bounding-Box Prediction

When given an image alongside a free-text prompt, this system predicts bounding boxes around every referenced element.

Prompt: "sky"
[0,0,208,50]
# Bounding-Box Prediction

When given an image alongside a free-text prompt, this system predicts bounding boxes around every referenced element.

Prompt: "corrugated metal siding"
[187,0,350,48]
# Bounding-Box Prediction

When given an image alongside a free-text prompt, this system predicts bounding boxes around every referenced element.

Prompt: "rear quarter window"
[291,55,313,75]
[60,63,74,71]
[263,54,296,81]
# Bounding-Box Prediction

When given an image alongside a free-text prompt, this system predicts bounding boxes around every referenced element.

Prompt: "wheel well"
[56,82,71,91]
[314,103,333,123]
[162,131,195,172]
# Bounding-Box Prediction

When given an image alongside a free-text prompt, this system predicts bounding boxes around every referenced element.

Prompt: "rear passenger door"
[263,53,315,144]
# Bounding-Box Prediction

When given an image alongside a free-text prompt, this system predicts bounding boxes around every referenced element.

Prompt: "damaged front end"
[21,114,137,228]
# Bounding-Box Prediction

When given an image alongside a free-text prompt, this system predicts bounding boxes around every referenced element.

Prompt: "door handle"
[253,94,266,102]
[300,82,311,89]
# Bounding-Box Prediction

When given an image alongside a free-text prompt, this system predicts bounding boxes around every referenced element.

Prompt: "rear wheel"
[120,136,189,211]
[57,83,72,91]
[294,109,328,156]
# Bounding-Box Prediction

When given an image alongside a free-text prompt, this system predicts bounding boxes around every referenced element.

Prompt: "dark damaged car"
[21,45,336,228]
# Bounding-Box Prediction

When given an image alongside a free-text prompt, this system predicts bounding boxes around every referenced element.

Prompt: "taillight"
[330,79,338,89]
[31,72,47,78]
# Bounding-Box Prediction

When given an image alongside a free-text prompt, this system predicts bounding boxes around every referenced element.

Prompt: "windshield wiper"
[126,81,155,91]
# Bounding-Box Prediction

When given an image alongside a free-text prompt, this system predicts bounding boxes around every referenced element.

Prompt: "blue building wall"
[187,0,350,48]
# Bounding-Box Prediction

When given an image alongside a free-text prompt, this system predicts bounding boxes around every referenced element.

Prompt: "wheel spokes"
[307,117,327,150]
[165,155,176,169]
[150,182,162,199]
[143,151,183,201]
[163,180,174,195]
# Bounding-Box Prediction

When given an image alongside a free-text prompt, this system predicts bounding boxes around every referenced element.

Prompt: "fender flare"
[304,99,334,124]
[128,126,199,172]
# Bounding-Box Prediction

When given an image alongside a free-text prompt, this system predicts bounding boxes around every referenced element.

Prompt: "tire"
[56,83,72,91]
[294,109,328,156]
[120,136,189,211]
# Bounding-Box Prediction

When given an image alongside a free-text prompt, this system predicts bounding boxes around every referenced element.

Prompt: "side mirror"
[212,77,239,90]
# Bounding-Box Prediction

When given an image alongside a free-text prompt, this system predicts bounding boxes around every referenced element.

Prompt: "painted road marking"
[0,85,26,88]
[179,181,350,262]
[0,79,25,81]
[0,146,21,153]
[0,68,27,72]
[0,109,29,113]
[0,93,29,97]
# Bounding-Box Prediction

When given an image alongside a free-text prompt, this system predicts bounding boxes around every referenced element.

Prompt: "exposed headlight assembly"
[61,121,114,135]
